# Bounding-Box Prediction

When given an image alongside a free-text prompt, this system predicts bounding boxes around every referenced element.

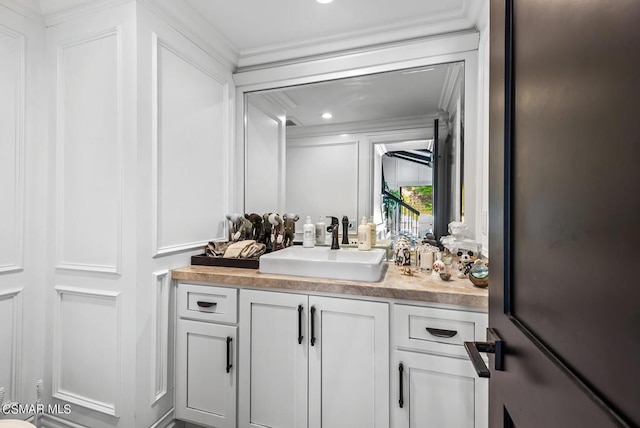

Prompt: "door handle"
[310,306,316,346]
[297,305,304,344]
[226,336,233,373]
[464,328,504,378]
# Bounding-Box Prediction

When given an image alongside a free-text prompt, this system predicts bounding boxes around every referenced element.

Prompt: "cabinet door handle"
[426,327,457,338]
[197,301,217,308]
[226,336,233,373]
[297,305,304,344]
[310,306,316,346]
[464,328,504,378]
[398,363,404,408]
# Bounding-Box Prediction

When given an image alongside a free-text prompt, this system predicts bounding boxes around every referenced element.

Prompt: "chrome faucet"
[327,216,340,250]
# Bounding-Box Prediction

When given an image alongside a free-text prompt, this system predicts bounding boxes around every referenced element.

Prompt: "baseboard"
[40,414,89,428]
[150,408,179,428]
[39,408,178,428]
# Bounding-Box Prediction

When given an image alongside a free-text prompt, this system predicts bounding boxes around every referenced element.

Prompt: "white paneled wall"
[52,287,122,416]
[0,288,22,401]
[46,4,137,427]
[0,2,46,411]
[55,27,122,274]
[0,25,24,273]
[0,1,238,427]
[153,35,229,255]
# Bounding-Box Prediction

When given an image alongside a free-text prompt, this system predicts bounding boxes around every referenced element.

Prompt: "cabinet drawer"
[178,283,238,324]
[393,304,487,357]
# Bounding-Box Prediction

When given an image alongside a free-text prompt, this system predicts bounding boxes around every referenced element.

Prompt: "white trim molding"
[151,33,230,257]
[0,287,23,401]
[149,408,177,428]
[43,0,132,27]
[41,413,91,428]
[150,269,170,406]
[52,286,122,417]
[54,26,123,275]
[0,25,25,274]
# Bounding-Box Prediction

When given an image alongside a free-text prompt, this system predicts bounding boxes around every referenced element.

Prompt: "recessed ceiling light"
[316,0,333,3]
[322,112,333,119]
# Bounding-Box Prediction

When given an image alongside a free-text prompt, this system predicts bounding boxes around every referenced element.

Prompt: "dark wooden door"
[488,0,640,426]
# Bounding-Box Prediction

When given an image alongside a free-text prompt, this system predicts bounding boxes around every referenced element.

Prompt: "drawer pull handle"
[426,327,458,338]
[398,363,404,408]
[226,336,233,373]
[310,306,316,346]
[298,305,304,344]
[197,301,217,308]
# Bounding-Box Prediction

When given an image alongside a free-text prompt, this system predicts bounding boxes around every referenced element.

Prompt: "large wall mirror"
[243,61,466,241]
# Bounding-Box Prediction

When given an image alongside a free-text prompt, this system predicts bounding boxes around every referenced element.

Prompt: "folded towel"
[223,240,266,259]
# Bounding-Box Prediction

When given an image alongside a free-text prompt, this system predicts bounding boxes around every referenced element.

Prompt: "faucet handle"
[326,216,339,225]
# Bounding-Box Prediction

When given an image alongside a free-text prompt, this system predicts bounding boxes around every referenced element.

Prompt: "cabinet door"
[392,350,488,428]
[176,320,237,428]
[309,296,389,428]
[239,289,308,428]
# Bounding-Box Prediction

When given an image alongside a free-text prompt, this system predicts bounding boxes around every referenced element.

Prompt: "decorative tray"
[191,254,260,269]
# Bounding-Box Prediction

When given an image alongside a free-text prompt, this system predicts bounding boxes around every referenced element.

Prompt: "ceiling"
[253,62,460,128]
[28,0,485,67]
[185,0,482,66]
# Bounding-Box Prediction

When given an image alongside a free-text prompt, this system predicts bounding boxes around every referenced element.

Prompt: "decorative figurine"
[269,213,285,251]
[456,250,476,278]
[262,213,273,250]
[432,252,445,274]
[245,213,264,242]
[226,213,249,242]
[283,213,300,247]
[394,237,411,266]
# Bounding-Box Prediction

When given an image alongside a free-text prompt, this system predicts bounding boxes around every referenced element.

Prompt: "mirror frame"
[232,31,481,241]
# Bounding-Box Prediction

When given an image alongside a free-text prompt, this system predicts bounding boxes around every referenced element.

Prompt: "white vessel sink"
[259,246,386,282]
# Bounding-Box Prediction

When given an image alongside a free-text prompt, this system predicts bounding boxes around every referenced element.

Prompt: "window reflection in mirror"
[244,61,464,242]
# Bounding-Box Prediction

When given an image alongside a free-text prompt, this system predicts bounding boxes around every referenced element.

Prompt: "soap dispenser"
[367,217,377,246]
[303,216,316,248]
[315,216,326,245]
[358,217,372,251]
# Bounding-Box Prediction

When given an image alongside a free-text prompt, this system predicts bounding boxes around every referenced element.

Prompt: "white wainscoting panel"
[0,26,25,273]
[151,269,170,405]
[55,27,122,274]
[0,288,23,401]
[286,141,359,223]
[52,286,122,417]
[152,34,229,256]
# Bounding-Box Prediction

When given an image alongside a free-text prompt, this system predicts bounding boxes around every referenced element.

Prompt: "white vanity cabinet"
[391,304,488,428]
[175,284,238,428]
[239,289,389,428]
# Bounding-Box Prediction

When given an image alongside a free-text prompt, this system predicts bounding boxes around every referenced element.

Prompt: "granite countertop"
[172,262,488,309]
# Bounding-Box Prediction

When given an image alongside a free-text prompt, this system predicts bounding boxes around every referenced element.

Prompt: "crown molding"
[44,0,131,26]
[286,113,449,140]
[0,0,44,23]
[139,0,238,70]
[238,12,476,69]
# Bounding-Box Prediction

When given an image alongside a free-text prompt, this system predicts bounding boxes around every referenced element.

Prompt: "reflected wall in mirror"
[244,61,464,242]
